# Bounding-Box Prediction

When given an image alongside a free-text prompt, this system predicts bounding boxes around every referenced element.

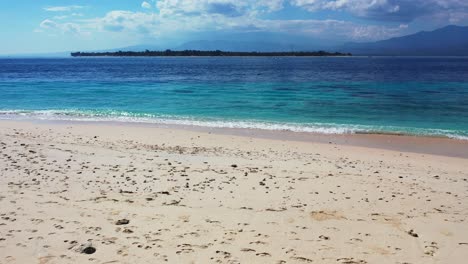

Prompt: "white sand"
[0,120,467,264]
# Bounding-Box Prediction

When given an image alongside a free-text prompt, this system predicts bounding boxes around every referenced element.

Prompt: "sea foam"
[1,109,467,140]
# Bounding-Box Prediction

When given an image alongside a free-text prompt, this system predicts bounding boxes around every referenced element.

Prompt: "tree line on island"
[71,49,352,57]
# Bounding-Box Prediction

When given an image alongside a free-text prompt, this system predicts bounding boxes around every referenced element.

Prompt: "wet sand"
[0,120,467,263]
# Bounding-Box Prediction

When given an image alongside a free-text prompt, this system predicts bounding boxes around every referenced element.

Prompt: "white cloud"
[53,15,68,20]
[40,19,57,29]
[347,23,404,40]
[44,5,85,12]
[94,11,158,33]
[38,1,444,42]
[155,0,283,17]
[141,1,152,9]
[291,0,468,22]
[67,8,405,41]
[290,0,401,15]
[40,19,82,35]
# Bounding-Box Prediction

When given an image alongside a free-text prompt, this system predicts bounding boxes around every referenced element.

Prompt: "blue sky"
[1,0,467,54]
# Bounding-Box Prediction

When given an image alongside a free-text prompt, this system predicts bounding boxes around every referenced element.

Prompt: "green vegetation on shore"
[71,50,352,57]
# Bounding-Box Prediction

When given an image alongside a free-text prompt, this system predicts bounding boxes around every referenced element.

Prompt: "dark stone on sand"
[82,246,96,254]
[408,229,419,237]
[115,219,130,225]
[231,164,238,168]
[73,242,96,255]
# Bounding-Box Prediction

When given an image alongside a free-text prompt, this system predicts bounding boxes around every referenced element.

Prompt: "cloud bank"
[38,0,468,43]
[44,5,85,12]
[291,0,468,22]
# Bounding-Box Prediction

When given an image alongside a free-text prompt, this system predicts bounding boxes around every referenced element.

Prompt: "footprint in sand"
[310,210,345,221]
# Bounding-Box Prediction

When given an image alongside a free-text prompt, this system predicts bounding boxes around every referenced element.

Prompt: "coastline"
[3,118,468,158]
[1,120,467,263]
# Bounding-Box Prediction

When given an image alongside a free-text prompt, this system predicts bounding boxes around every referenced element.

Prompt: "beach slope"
[0,121,467,263]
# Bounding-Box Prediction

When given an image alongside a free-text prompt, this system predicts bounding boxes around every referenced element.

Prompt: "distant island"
[71,50,351,57]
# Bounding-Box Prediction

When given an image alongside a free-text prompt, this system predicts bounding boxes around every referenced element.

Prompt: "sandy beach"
[0,120,467,264]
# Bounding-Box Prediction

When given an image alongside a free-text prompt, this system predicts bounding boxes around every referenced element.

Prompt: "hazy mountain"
[175,40,308,52]
[177,31,343,52]
[0,51,70,58]
[6,25,468,57]
[107,26,468,55]
[115,32,339,53]
[107,44,170,52]
[341,25,468,56]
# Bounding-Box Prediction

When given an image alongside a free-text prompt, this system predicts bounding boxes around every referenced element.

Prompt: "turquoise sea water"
[1,57,468,139]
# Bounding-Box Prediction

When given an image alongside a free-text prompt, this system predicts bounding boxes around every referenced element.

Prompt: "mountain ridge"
[340,25,468,56]
[3,25,468,57]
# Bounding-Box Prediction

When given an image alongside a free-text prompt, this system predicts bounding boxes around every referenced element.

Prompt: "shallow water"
[1,57,468,139]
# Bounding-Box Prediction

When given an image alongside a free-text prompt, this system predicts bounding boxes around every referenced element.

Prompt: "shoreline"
[1,109,466,142]
[2,119,468,159]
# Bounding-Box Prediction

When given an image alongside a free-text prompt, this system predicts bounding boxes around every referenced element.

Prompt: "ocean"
[1,56,468,139]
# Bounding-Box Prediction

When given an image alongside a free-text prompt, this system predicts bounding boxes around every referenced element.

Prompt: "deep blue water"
[1,57,468,138]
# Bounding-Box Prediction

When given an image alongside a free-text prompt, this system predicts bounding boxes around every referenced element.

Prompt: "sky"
[1,0,468,54]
